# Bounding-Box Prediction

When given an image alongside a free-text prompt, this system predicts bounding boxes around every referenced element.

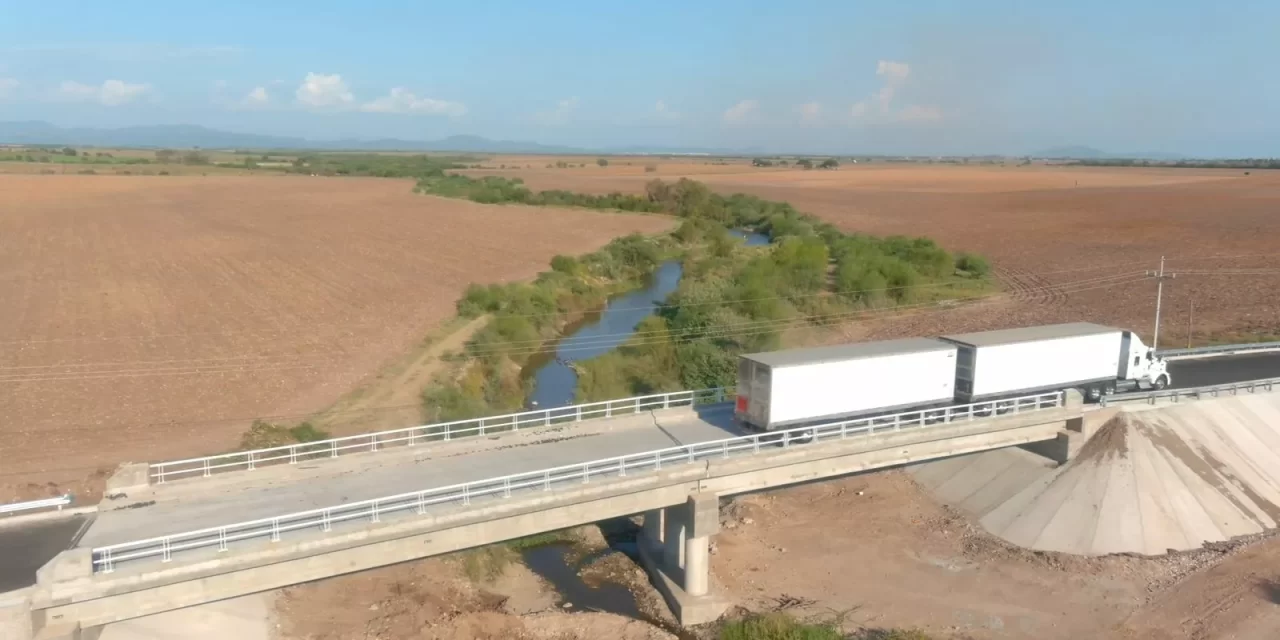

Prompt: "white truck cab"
[1116,331,1171,394]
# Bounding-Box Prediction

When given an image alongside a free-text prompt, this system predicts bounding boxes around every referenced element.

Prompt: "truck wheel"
[1153,375,1169,390]
[1103,382,1116,396]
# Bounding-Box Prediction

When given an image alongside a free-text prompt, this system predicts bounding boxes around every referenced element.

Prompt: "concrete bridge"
[7,390,1087,638]
[5,347,1280,639]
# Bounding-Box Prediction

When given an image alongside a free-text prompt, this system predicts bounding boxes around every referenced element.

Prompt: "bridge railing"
[95,390,1064,573]
[1100,377,1280,407]
[149,388,734,484]
[0,494,72,516]
[1157,341,1280,360]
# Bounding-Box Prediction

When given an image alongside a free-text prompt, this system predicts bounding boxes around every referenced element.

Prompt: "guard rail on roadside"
[94,390,1065,572]
[1157,341,1280,360]
[149,387,735,484]
[0,494,72,517]
[1100,377,1280,407]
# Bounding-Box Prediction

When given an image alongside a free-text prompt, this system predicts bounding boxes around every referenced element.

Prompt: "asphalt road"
[0,515,89,591]
[1169,352,1280,389]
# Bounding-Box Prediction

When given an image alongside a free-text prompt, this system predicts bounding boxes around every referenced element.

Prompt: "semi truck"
[734,322,1170,431]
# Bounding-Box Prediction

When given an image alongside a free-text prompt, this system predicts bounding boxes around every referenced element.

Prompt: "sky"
[0,0,1277,156]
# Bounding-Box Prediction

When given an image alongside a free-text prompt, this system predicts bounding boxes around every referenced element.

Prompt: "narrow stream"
[516,231,768,633]
[523,230,768,408]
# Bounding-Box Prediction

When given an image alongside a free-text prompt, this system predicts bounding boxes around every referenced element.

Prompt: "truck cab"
[1117,331,1171,392]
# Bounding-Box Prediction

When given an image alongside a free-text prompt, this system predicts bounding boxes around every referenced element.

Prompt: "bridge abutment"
[639,493,728,626]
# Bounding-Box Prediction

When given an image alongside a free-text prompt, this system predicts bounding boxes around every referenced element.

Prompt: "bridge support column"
[637,493,729,626]
[641,508,664,555]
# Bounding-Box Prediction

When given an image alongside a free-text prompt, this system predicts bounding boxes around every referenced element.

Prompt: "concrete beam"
[0,587,34,640]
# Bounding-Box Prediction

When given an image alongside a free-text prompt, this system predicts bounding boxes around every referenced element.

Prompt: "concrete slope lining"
[910,394,1280,556]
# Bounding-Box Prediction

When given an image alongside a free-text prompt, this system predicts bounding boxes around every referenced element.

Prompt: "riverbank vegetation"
[415,173,992,419]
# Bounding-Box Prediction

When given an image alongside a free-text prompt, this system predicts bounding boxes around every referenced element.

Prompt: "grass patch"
[238,420,330,450]
[719,614,935,640]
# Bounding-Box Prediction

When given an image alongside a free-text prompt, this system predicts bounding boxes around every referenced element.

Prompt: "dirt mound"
[913,395,1280,556]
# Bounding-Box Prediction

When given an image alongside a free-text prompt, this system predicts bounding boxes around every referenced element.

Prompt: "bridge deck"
[80,406,742,549]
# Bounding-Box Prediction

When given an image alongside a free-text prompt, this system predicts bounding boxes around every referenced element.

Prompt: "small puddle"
[519,518,700,639]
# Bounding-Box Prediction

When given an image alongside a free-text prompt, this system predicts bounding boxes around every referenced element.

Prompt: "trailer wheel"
[1103,382,1116,396]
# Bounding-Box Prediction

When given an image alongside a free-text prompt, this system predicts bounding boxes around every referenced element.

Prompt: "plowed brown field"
[475,164,1280,342]
[0,175,670,500]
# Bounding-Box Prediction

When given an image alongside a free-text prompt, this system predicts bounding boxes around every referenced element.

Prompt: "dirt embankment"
[274,526,676,640]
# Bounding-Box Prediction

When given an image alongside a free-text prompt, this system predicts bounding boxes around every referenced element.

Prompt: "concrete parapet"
[36,549,93,586]
[104,464,150,497]
[0,587,35,640]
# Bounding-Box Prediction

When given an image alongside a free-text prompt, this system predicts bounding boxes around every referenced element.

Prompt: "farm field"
[0,174,671,501]
[467,163,1280,343]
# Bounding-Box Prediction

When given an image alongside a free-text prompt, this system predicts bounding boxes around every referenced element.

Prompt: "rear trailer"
[735,338,958,431]
[940,322,1125,402]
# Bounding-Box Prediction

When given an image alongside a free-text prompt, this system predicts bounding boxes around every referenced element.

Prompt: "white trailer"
[735,338,958,431]
[940,322,1170,402]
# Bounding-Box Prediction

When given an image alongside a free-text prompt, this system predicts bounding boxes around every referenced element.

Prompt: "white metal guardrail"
[0,494,72,516]
[150,388,734,484]
[1158,341,1280,360]
[95,390,1064,573]
[1100,377,1280,407]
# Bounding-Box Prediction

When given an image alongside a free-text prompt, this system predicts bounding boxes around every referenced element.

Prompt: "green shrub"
[719,613,842,640]
[550,254,579,274]
[955,252,991,277]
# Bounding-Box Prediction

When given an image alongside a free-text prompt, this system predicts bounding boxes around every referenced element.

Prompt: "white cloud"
[360,88,466,116]
[295,73,353,109]
[722,99,759,125]
[0,78,17,98]
[242,86,270,107]
[534,97,579,125]
[849,60,941,125]
[56,79,150,106]
[796,102,823,124]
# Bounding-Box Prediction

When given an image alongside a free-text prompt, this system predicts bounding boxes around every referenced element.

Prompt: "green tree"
[796,158,814,169]
[819,158,840,169]
[596,158,609,167]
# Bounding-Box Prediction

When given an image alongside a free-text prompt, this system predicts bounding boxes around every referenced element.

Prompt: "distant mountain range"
[1034,145,1185,161]
[0,121,763,156]
[0,121,589,154]
[0,121,1198,159]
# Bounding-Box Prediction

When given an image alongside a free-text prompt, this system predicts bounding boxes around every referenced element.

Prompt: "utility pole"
[1187,300,1194,349]
[1147,256,1177,350]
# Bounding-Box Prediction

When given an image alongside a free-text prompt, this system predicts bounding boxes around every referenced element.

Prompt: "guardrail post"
[716,388,724,403]
[416,494,426,515]
[664,394,670,410]
[576,405,582,421]
[893,415,900,432]
[271,518,280,542]
[606,402,612,418]
[544,471,552,491]
[582,464,591,484]
[408,430,417,447]
[618,459,627,477]
[289,445,298,465]
[203,459,211,478]
[331,440,338,458]
[462,485,470,505]
[371,434,378,453]
[323,509,333,531]
[635,397,641,413]
[504,478,512,497]
[248,451,256,471]
[101,549,113,574]
[371,500,381,523]
[219,528,228,551]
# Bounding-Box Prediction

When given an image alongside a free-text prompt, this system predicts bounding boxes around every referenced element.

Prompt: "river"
[523,230,768,408]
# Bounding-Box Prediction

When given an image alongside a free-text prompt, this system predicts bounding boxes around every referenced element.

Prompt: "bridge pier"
[638,493,728,625]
